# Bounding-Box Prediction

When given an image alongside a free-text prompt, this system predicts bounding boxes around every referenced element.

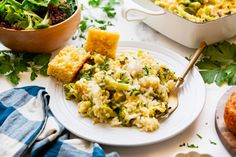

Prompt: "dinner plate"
[47,41,206,146]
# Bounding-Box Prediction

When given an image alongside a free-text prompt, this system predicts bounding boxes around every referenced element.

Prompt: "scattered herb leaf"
[143,65,151,76]
[31,67,38,81]
[6,71,20,86]
[187,143,199,148]
[130,88,140,96]
[103,3,116,18]
[88,0,101,7]
[196,134,202,139]
[0,50,51,85]
[210,140,217,145]
[179,143,186,147]
[196,41,236,86]
[77,16,113,40]
[74,0,119,40]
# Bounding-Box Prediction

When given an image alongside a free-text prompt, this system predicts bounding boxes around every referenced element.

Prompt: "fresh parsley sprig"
[0,50,51,85]
[74,0,120,40]
[88,0,120,18]
[103,0,120,18]
[196,41,236,86]
[88,0,101,7]
[78,16,113,39]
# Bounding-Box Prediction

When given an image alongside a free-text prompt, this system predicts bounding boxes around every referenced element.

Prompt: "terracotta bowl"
[0,7,81,53]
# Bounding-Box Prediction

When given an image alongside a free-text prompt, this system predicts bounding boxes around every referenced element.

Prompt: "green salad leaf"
[0,50,51,85]
[196,41,236,86]
[0,0,76,30]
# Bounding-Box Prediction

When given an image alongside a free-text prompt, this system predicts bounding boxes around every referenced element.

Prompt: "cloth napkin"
[0,86,119,157]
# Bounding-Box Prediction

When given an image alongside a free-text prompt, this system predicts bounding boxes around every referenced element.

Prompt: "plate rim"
[47,41,206,146]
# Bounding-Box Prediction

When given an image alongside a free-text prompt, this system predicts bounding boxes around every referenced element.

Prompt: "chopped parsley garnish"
[130,88,140,96]
[179,143,186,147]
[187,143,199,148]
[118,73,129,84]
[98,57,110,71]
[120,57,128,65]
[0,50,51,85]
[196,134,202,139]
[210,140,217,145]
[179,142,199,148]
[196,41,236,86]
[79,68,95,80]
[143,65,151,76]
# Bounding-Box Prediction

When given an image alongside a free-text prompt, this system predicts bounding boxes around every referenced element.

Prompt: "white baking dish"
[122,0,236,48]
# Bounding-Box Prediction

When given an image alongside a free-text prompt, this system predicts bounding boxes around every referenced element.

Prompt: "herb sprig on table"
[196,41,236,86]
[78,16,113,39]
[75,0,120,40]
[0,50,51,85]
[88,0,119,18]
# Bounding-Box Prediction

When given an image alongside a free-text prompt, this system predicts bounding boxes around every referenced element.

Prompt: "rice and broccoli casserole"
[64,51,177,132]
[152,0,236,23]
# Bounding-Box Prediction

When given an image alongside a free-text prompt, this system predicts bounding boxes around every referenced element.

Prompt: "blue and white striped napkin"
[0,86,119,157]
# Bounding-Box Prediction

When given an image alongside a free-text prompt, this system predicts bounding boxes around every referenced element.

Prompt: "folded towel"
[0,86,118,157]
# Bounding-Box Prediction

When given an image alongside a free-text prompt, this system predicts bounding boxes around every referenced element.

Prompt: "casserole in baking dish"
[122,0,236,48]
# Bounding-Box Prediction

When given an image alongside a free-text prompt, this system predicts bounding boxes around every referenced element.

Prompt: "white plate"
[47,41,206,146]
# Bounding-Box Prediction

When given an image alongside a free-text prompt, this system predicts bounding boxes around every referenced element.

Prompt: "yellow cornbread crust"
[84,27,120,59]
[47,46,90,83]
[224,91,236,135]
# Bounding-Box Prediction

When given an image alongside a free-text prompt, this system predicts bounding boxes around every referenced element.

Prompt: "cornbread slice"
[47,46,90,83]
[84,27,120,59]
[224,91,236,135]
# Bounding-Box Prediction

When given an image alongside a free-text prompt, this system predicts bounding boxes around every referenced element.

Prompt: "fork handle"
[175,41,207,88]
